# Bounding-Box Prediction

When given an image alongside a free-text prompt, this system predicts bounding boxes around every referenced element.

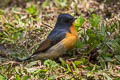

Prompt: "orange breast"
[62,24,78,49]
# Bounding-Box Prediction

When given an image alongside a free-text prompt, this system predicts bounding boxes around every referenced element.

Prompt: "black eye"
[64,19,70,23]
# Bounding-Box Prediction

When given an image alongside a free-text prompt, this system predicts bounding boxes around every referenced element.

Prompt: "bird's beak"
[72,18,77,25]
[72,18,77,22]
[74,18,77,20]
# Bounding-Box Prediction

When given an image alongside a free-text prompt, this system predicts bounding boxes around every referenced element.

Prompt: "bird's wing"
[33,30,66,55]
[47,29,66,45]
[33,39,52,54]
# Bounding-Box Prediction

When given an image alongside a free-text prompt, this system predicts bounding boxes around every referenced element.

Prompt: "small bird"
[16,13,78,62]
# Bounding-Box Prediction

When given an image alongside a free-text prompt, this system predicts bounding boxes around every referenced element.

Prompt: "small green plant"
[42,0,51,9]
[75,16,85,48]
[75,16,85,31]
[44,59,58,68]
[89,14,101,28]
[0,74,7,80]
[0,9,4,15]
[26,5,38,16]
[54,0,68,9]
[75,14,120,69]
[0,23,25,44]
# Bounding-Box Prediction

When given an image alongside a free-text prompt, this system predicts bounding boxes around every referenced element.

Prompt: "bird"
[16,13,78,62]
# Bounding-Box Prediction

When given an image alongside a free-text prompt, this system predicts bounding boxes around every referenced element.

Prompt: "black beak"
[74,18,77,20]
[72,18,77,22]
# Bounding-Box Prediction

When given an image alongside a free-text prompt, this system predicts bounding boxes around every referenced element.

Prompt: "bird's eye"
[64,20,70,23]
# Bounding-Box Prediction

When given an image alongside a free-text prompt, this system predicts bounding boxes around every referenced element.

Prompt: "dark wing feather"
[47,29,66,45]
[33,29,66,55]
[33,39,52,55]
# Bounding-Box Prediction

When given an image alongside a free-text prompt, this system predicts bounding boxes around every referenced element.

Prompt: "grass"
[0,0,120,80]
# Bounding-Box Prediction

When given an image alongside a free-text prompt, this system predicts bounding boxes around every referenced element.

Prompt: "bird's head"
[56,13,75,26]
